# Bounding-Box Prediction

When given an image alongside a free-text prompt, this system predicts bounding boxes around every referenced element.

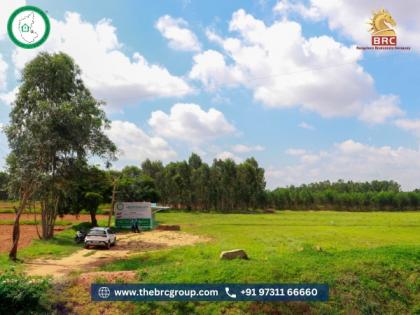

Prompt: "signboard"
[114,202,153,230]
[115,202,151,219]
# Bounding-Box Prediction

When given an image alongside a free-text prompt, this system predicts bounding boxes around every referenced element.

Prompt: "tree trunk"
[107,179,117,227]
[9,191,30,260]
[9,211,22,260]
[90,209,98,227]
[33,205,42,239]
[41,197,58,239]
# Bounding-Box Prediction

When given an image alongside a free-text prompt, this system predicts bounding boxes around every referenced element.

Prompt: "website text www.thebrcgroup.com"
[91,284,329,302]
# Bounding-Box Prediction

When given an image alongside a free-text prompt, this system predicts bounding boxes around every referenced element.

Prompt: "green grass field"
[100,211,419,314]
[1,211,419,314]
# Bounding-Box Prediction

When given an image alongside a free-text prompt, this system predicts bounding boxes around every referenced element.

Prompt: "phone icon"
[225,287,237,299]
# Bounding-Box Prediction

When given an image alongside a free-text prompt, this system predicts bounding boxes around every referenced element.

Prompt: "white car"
[84,227,116,249]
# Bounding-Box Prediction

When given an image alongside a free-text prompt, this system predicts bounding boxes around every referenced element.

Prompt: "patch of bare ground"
[55,271,138,315]
[0,225,65,253]
[25,230,210,279]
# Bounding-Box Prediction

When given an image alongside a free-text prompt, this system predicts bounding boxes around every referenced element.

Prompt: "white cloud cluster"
[155,15,201,52]
[10,12,192,109]
[148,103,235,143]
[0,0,16,95]
[0,55,8,91]
[189,9,402,123]
[275,0,420,51]
[286,148,306,156]
[189,50,243,90]
[359,95,404,124]
[268,139,420,190]
[215,151,242,163]
[395,119,420,137]
[0,86,18,106]
[274,0,321,20]
[0,0,26,39]
[105,120,176,162]
[232,144,265,153]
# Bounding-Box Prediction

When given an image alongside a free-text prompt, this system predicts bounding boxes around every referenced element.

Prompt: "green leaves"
[4,52,117,240]
[0,270,51,314]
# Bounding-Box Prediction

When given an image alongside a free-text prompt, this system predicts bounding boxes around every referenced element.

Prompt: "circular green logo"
[7,6,50,49]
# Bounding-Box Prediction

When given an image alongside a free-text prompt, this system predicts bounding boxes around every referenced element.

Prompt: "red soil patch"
[0,213,108,222]
[156,224,181,231]
[0,214,108,253]
[0,225,62,253]
[0,225,39,253]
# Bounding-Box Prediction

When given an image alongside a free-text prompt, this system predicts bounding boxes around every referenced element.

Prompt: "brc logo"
[371,36,396,46]
[368,9,397,47]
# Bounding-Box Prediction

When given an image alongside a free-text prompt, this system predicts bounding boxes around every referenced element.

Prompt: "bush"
[0,270,51,314]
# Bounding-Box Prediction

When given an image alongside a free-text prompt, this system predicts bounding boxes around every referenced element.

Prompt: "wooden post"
[107,178,117,227]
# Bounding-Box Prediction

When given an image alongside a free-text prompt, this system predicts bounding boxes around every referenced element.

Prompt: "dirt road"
[25,231,209,279]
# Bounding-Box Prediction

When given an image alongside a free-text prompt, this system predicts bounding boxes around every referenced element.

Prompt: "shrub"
[0,270,51,314]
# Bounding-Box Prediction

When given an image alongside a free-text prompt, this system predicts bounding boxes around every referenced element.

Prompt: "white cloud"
[279,0,420,51]
[189,50,243,90]
[232,144,265,153]
[0,0,26,39]
[155,15,201,52]
[10,12,192,109]
[0,55,8,91]
[215,151,242,163]
[105,120,176,162]
[190,9,401,121]
[358,95,403,124]
[268,139,420,190]
[286,148,306,156]
[0,86,18,106]
[148,103,235,143]
[395,119,420,137]
[274,0,322,20]
[298,121,315,130]
[286,148,321,163]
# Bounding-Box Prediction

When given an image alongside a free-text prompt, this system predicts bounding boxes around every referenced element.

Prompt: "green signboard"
[115,218,153,230]
[114,202,154,230]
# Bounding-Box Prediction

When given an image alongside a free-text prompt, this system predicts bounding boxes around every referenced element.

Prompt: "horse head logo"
[369,9,397,36]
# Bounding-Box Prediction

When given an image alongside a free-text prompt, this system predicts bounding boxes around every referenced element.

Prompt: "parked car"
[84,227,116,249]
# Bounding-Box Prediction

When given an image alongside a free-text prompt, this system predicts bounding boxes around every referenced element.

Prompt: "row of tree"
[266,180,420,211]
[3,51,420,261]
[118,154,266,211]
[5,162,420,214]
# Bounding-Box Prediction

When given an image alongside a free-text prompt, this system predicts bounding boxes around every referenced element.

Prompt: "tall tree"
[117,175,159,202]
[0,171,9,200]
[5,52,116,258]
[141,159,165,203]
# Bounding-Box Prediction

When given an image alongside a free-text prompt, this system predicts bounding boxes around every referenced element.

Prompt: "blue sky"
[1,0,420,189]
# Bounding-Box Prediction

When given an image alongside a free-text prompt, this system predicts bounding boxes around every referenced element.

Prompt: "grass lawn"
[98,211,420,315]
[1,211,419,314]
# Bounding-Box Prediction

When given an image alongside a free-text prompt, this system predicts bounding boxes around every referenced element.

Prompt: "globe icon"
[98,286,111,299]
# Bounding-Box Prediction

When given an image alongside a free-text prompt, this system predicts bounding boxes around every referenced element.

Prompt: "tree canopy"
[5,51,116,255]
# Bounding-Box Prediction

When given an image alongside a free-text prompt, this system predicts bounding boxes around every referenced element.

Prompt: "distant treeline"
[121,153,266,212]
[1,153,419,211]
[267,180,420,211]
